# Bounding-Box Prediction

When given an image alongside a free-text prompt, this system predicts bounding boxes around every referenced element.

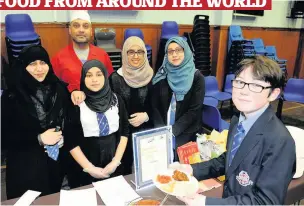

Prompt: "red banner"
[0,0,272,10]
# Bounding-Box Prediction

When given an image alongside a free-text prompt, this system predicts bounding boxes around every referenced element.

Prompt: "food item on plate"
[156,174,172,184]
[160,181,176,193]
[135,199,160,205]
[172,170,189,181]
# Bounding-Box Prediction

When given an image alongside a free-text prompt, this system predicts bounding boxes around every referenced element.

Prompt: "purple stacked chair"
[224,74,235,94]
[203,97,219,107]
[202,104,230,132]
[284,78,304,103]
[161,21,179,40]
[205,76,232,101]
[5,14,41,66]
[277,78,304,119]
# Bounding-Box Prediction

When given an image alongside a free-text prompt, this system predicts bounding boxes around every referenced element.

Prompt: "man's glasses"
[231,80,272,93]
[127,50,145,57]
[167,47,184,56]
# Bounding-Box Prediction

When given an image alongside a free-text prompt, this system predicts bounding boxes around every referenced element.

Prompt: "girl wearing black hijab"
[65,60,129,187]
[1,45,74,199]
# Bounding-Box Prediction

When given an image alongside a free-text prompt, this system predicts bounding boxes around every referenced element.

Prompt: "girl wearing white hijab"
[109,36,154,175]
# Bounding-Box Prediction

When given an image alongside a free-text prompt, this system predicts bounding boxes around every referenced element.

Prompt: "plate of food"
[128,196,162,206]
[153,169,199,197]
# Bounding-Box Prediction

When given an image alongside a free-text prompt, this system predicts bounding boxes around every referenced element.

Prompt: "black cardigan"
[109,72,153,133]
[1,85,75,151]
[1,84,74,199]
[151,70,205,147]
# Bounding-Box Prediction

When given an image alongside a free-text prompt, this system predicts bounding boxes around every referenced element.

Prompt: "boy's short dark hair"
[235,55,285,89]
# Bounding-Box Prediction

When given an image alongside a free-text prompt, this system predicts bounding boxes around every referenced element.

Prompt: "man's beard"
[72,36,90,44]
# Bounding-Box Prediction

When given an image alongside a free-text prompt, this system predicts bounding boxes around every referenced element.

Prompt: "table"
[2,175,183,205]
[2,173,304,205]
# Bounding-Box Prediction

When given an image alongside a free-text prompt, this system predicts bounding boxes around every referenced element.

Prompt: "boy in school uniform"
[173,56,296,205]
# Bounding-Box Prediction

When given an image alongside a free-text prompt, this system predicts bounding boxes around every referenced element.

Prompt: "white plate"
[153,169,199,197]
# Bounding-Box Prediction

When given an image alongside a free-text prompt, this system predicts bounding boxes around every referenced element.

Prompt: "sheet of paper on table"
[14,190,41,206]
[59,188,97,206]
[93,175,142,206]
[140,134,169,182]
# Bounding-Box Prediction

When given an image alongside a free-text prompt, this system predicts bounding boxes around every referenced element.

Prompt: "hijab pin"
[161,66,167,73]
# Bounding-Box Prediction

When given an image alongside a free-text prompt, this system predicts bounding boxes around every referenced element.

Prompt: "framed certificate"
[132,126,173,190]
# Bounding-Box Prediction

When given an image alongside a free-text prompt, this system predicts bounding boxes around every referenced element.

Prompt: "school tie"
[229,122,245,166]
[97,113,110,136]
[45,144,59,161]
[169,94,177,148]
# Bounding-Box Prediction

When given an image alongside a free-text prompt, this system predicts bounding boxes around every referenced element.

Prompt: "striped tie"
[97,113,109,136]
[169,94,176,125]
[229,122,245,166]
[45,144,59,161]
[169,94,176,148]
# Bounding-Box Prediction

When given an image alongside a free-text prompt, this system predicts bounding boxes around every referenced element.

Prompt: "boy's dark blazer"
[192,105,296,205]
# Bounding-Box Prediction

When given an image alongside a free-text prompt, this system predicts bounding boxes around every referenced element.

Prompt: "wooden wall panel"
[1,29,8,62]
[299,56,304,79]
[156,28,162,51]
[138,27,160,68]
[1,23,301,89]
[179,26,193,35]
[215,27,229,89]
[178,26,193,38]
[211,26,221,76]
[35,24,70,58]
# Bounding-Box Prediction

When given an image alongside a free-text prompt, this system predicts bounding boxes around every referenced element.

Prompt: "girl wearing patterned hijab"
[2,45,73,199]
[66,59,129,188]
[151,37,205,161]
[109,36,154,175]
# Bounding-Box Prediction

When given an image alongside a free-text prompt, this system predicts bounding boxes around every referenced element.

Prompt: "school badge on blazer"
[236,171,253,187]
